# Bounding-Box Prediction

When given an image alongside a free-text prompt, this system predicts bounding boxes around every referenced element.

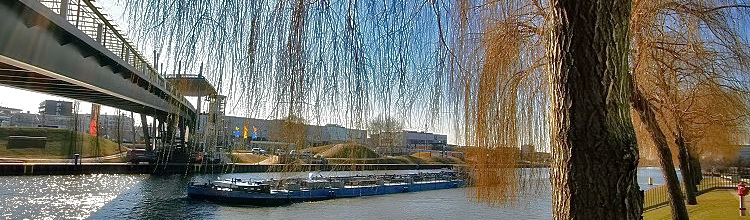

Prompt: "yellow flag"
[243,125,248,139]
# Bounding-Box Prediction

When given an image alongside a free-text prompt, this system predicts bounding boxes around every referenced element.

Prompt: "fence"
[643,172,739,211]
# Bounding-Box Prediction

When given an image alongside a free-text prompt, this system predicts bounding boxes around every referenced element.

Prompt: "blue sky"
[1,0,748,146]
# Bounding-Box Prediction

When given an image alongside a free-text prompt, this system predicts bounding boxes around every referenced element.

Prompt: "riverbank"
[0,163,455,175]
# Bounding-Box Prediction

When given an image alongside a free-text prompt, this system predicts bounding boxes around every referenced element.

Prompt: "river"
[0,168,670,219]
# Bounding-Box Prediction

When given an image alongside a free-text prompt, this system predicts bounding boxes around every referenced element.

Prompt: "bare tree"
[367,115,403,147]
[119,0,750,219]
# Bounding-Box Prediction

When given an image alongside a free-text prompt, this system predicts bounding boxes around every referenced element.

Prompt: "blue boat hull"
[188,180,464,206]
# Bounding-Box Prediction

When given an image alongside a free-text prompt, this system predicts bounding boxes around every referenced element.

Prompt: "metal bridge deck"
[0,0,194,119]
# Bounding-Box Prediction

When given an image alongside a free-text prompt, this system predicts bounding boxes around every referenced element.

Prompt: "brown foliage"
[464,147,518,204]
[458,0,750,210]
[631,0,750,166]
[456,1,550,205]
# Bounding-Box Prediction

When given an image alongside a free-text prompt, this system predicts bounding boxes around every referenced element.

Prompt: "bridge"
[0,0,198,147]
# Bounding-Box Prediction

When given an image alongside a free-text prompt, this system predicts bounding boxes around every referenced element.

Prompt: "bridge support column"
[156,117,163,150]
[59,0,69,18]
[166,115,175,147]
[195,96,201,147]
[178,118,186,146]
[140,114,151,151]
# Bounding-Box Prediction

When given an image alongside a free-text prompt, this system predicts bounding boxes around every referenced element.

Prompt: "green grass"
[0,127,124,159]
[645,176,735,210]
[644,190,750,220]
[411,152,464,164]
[300,145,336,154]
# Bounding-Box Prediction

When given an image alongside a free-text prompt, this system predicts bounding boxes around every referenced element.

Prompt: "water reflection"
[0,168,669,219]
[90,169,553,220]
[91,175,220,219]
[0,174,144,219]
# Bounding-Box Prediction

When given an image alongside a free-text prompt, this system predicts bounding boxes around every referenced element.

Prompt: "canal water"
[0,168,668,219]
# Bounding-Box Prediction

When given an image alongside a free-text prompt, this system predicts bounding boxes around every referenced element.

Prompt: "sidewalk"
[645,190,750,220]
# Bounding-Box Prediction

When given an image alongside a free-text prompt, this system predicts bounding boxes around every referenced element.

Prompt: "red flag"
[90,104,100,136]
[89,119,97,136]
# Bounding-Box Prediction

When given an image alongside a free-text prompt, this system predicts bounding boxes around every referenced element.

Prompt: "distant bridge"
[0,0,195,121]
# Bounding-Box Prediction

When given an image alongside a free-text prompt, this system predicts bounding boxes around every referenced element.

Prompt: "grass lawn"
[644,190,750,220]
[0,127,125,160]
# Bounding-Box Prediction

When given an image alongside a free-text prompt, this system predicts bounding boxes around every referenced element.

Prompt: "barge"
[187,171,465,206]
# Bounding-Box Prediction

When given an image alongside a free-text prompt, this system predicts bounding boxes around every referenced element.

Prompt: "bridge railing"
[37,0,190,111]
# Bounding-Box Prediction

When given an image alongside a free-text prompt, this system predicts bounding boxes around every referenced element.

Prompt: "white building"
[197,115,367,147]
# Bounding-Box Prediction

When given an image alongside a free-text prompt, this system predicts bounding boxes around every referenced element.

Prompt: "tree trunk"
[548,0,642,219]
[676,129,698,205]
[631,89,690,220]
[690,149,702,185]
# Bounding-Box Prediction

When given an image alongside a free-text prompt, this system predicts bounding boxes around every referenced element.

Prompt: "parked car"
[251,148,266,155]
[275,149,287,156]
[126,149,157,164]
[300,151,313,158]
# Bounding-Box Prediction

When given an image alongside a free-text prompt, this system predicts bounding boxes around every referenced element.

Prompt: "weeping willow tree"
[448,0,550,206]
[447,0,641,218]
[119,0,452,176]
[450,0,748,219]
[630,0,750,217]
[118,0,750,218]
[121,0,451,141]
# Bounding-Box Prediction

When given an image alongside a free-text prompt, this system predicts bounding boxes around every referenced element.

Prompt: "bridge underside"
[0,0,194,120]
[0,61,163,115]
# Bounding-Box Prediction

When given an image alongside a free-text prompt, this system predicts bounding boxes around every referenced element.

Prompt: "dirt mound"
[300,145,336,154]
[317,143,379,159]
[259,155,279,164]
[326,156,423,164]
[411,152,463,164]
[230,152,268,163]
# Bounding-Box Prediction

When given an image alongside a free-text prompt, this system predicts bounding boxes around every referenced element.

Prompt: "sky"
[1,0,748,146]
[0,0,466,144]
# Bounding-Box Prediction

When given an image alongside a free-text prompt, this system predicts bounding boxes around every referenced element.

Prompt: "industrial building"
[197,115,367,149]
[38,100,73,116]
[0,106,21,126]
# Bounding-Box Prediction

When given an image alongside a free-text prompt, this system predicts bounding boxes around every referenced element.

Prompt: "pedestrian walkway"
[644,190,750,220]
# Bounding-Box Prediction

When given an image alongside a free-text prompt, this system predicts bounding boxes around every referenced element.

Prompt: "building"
[373,130,447,148]
[0,106,22,126]
[39,114,74,128]
[307,123,367,146]
[9,112,40,127]
[38,100,73,116]
[197,115,367,148]
[403,130,447,149]
[8,112,75,129]
[77,114,136,142]
[370,130,448,155]
[5,110,136,142]
[0,106,22,116]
